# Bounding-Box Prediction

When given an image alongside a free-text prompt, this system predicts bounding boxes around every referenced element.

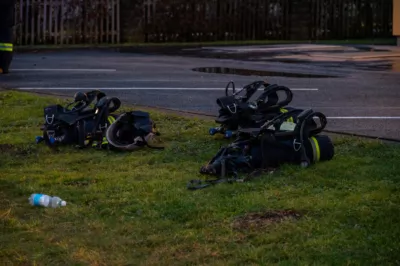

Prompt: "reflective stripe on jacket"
[0,43,12,52]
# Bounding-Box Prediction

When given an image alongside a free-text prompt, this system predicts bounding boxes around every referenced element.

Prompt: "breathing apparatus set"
[34,84,334,190]
[36,90,163,151]
[187,81,335,190]
[209,80,298,139]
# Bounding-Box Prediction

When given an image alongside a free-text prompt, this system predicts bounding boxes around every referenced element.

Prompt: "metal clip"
[99,123,108,130]
[45,114,54,125]
[47,130,55,138]
[227,103,237,114]
[293,139,302,152]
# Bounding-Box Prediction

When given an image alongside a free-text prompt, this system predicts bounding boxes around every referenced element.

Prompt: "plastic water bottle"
[29,193,67,208]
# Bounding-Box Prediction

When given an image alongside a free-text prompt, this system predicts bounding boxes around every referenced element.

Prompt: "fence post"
[394,0,400,46]
[117,0,120,43]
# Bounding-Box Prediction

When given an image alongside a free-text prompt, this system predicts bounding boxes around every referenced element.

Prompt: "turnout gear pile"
[36,90,163,151]
[188,81,335,190]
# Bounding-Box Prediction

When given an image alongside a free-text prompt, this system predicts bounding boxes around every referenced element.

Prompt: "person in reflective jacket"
[0,0,16,74]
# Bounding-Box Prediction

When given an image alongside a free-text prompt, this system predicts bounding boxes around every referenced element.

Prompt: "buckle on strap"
[45,114,54,125]
[99,123,108,130]
[227,103,237,114]
[293,139,302,152]
[46,130,56,139]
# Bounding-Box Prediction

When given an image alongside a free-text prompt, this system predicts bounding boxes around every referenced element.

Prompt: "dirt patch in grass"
[0,144,15,153]
[63,179,98,187]
[233,210,302,230]
[0,143,35,156]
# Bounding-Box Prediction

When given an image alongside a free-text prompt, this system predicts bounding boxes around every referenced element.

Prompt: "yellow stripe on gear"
[92,137,109,147]
[0,43,13,52]
[107,116,116,125]
[311,137,321,162]
[280,108,294,123]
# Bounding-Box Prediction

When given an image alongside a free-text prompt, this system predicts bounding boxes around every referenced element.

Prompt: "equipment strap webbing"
[187,168,270,190]
[0,43,13,52]
[256,84,293,111]
[76,97,120,148]
[187,178,236,190]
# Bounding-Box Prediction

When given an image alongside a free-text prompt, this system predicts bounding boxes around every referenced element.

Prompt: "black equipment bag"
[188,108,334,190]
[36,90,121,148]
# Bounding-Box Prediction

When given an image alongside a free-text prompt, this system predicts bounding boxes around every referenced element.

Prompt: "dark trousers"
[0,28,13,74]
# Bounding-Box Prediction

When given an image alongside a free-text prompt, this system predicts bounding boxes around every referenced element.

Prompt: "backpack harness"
[209,80,298,138]
[36,90,163,151]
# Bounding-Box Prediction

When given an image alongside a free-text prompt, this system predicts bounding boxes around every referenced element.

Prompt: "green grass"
[1,90,400,265]
[14,38,397,51]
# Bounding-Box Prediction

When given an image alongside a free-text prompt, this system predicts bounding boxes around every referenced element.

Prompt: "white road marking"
[312,107,400,109]
[327,117,400,119]
[17,87,319,91]
[11,68,117,72]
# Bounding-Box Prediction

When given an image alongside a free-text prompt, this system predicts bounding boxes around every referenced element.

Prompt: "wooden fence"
[13,0,394,45]
[13,0,120,45]
[142,0,393,42]
[308,0,393,40]
[142,0,292,42]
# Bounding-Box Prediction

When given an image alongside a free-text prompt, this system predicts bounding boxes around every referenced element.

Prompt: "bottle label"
[33,194,44,206]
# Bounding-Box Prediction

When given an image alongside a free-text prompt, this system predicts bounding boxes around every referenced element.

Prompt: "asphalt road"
[1,47,400,140]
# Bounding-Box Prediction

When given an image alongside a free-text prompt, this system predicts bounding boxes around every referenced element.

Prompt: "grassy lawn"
[1,90,400,265]
[14,38,397,51]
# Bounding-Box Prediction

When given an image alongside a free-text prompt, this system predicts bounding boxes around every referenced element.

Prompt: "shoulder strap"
[76,97,121,149]
[256,84,293,112]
